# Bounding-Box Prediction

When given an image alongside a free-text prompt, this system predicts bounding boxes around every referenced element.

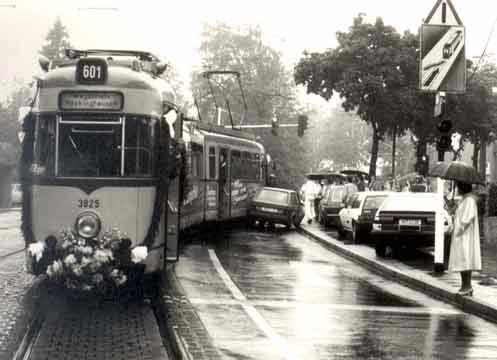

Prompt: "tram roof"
[190,122,265,152]
[37,55,176,107]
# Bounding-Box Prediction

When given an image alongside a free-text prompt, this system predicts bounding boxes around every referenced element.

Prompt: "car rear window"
[327,187,346,202]
[256,189,289,205]
[364,195,387,209]
[381,193,438,211]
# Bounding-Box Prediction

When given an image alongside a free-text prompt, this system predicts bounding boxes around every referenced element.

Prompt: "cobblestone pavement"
[162,267,222,360]
[28,295,168,360]
[0,210,24,257]
[0,252,38,360]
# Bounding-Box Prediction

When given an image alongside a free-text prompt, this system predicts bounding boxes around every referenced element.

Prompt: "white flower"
[80,256,92,267]
[64,254,77,266]
[28,242,45,262]
[117,274,127,285]
[72,264,83,276]
[51,260,63,275]
[94,249,112,263]
[62,240,73,250]
[131,246,148,264]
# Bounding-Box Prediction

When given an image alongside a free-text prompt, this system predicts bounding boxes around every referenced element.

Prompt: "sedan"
[371,192,452,258]
[338,191,390,243]
[317,184,358,227]
[247,187,305,229]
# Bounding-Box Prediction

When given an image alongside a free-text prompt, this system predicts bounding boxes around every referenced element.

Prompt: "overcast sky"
[1,0,496,98]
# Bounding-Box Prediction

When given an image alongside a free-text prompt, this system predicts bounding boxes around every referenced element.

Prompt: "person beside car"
[447,181,482,296]
[300,179,321,224]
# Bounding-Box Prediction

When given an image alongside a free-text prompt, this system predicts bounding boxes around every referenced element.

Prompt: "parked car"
[371,192,452,258]
[11,183,22,206]
[338,191,390,243]
[317,184,358,227]
[247,187,305,229]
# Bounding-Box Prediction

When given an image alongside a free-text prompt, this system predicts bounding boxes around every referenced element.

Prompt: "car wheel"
[352,223,361,244]
[375,240,387,257]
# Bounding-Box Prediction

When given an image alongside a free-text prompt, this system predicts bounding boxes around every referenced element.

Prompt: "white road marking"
[208,248,298,360]
[189,297,460,316]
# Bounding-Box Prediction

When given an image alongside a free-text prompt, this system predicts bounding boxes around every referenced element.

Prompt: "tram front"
[21,50,180,280]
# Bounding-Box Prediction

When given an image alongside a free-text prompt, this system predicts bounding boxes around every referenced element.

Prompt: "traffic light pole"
[434,94,446,274]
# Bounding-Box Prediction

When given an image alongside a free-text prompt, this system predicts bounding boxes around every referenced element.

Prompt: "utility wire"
[468,15,497,83]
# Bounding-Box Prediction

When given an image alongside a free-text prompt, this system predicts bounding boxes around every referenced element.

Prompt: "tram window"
[33,115,56,176]
[231,150,241,179]
[58,122,121,177]
[208,147,216,179]
[190,143,203,178]
[124,116,158,177]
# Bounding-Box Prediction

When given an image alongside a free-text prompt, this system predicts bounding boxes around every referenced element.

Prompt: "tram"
[20,49,267,281]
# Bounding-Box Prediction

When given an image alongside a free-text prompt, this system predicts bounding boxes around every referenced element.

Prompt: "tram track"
[11,277,182,360]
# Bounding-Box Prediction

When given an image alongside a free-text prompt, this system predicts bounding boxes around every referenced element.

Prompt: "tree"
[40,17,72,61]
[295,16,420,178]
[191,23,307,188]
[450,61,497,174]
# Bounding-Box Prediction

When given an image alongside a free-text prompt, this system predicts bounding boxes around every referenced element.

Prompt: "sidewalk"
[298,222,497,325]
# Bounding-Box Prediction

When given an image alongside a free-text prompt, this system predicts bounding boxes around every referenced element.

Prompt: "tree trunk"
[480,137,487,181]
[369,125,380,179]
[391,126,397,179]
[472,141,480,170]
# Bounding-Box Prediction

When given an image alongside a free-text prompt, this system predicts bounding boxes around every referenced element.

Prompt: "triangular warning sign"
[425,0,463,26]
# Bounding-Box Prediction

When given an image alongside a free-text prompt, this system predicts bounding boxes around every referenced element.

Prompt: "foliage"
[39,17,72,61]
[294,16,420,178]
[0,85,30,167]
[191,22,308,189]
[307,105,371,171]
[450,61,497,170]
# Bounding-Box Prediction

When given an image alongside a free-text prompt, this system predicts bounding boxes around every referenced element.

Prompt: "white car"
[371,192,453,258]
[338,191,390,243]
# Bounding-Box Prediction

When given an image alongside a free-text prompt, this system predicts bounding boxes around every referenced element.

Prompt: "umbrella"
[306,172,345,182]
[429,161,485,185]
[340,169,369,177]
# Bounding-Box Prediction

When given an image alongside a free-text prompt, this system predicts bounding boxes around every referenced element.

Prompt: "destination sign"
[59,92,123,111]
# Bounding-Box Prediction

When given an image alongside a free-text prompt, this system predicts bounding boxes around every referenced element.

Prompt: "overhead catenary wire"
[468,15,497,83]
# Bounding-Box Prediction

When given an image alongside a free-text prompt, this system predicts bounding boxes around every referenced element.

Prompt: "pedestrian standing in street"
[448,181,482,296]
[300,179,321,224]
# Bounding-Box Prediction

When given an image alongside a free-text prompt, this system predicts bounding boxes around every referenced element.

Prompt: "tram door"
[218,148,230,219]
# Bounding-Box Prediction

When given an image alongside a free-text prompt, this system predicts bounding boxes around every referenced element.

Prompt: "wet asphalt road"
[175,226,497,360]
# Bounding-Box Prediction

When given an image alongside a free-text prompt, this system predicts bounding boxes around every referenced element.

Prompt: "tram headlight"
[75,212,101,239]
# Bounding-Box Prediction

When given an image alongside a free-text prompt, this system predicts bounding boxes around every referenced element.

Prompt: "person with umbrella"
[430,161,483,296]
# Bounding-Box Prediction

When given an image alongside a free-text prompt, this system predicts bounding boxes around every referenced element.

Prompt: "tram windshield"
[33,114,158,178]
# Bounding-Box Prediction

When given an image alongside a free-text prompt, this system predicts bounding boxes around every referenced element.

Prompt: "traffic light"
[436,119,452,152]
[418,155,429,176]
[298,115,308,137]
[271,116,279,136]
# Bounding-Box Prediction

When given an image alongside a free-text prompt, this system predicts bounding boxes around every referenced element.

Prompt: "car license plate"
[260,207,279,213]
[399,219,421,226]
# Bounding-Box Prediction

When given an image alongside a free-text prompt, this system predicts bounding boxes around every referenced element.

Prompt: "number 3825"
[78,199,100,209]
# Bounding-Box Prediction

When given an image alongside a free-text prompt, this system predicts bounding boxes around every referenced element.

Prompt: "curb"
[298,226,497,325]
[158,268,193,360]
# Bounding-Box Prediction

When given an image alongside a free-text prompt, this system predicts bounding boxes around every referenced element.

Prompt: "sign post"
[419,0,466,273]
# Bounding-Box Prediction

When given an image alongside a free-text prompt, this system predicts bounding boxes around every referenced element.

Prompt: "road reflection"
[199,227,497,359]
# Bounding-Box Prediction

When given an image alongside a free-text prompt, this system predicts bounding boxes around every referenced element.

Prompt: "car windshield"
[364,195,387,209]
[256,189,289,205]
